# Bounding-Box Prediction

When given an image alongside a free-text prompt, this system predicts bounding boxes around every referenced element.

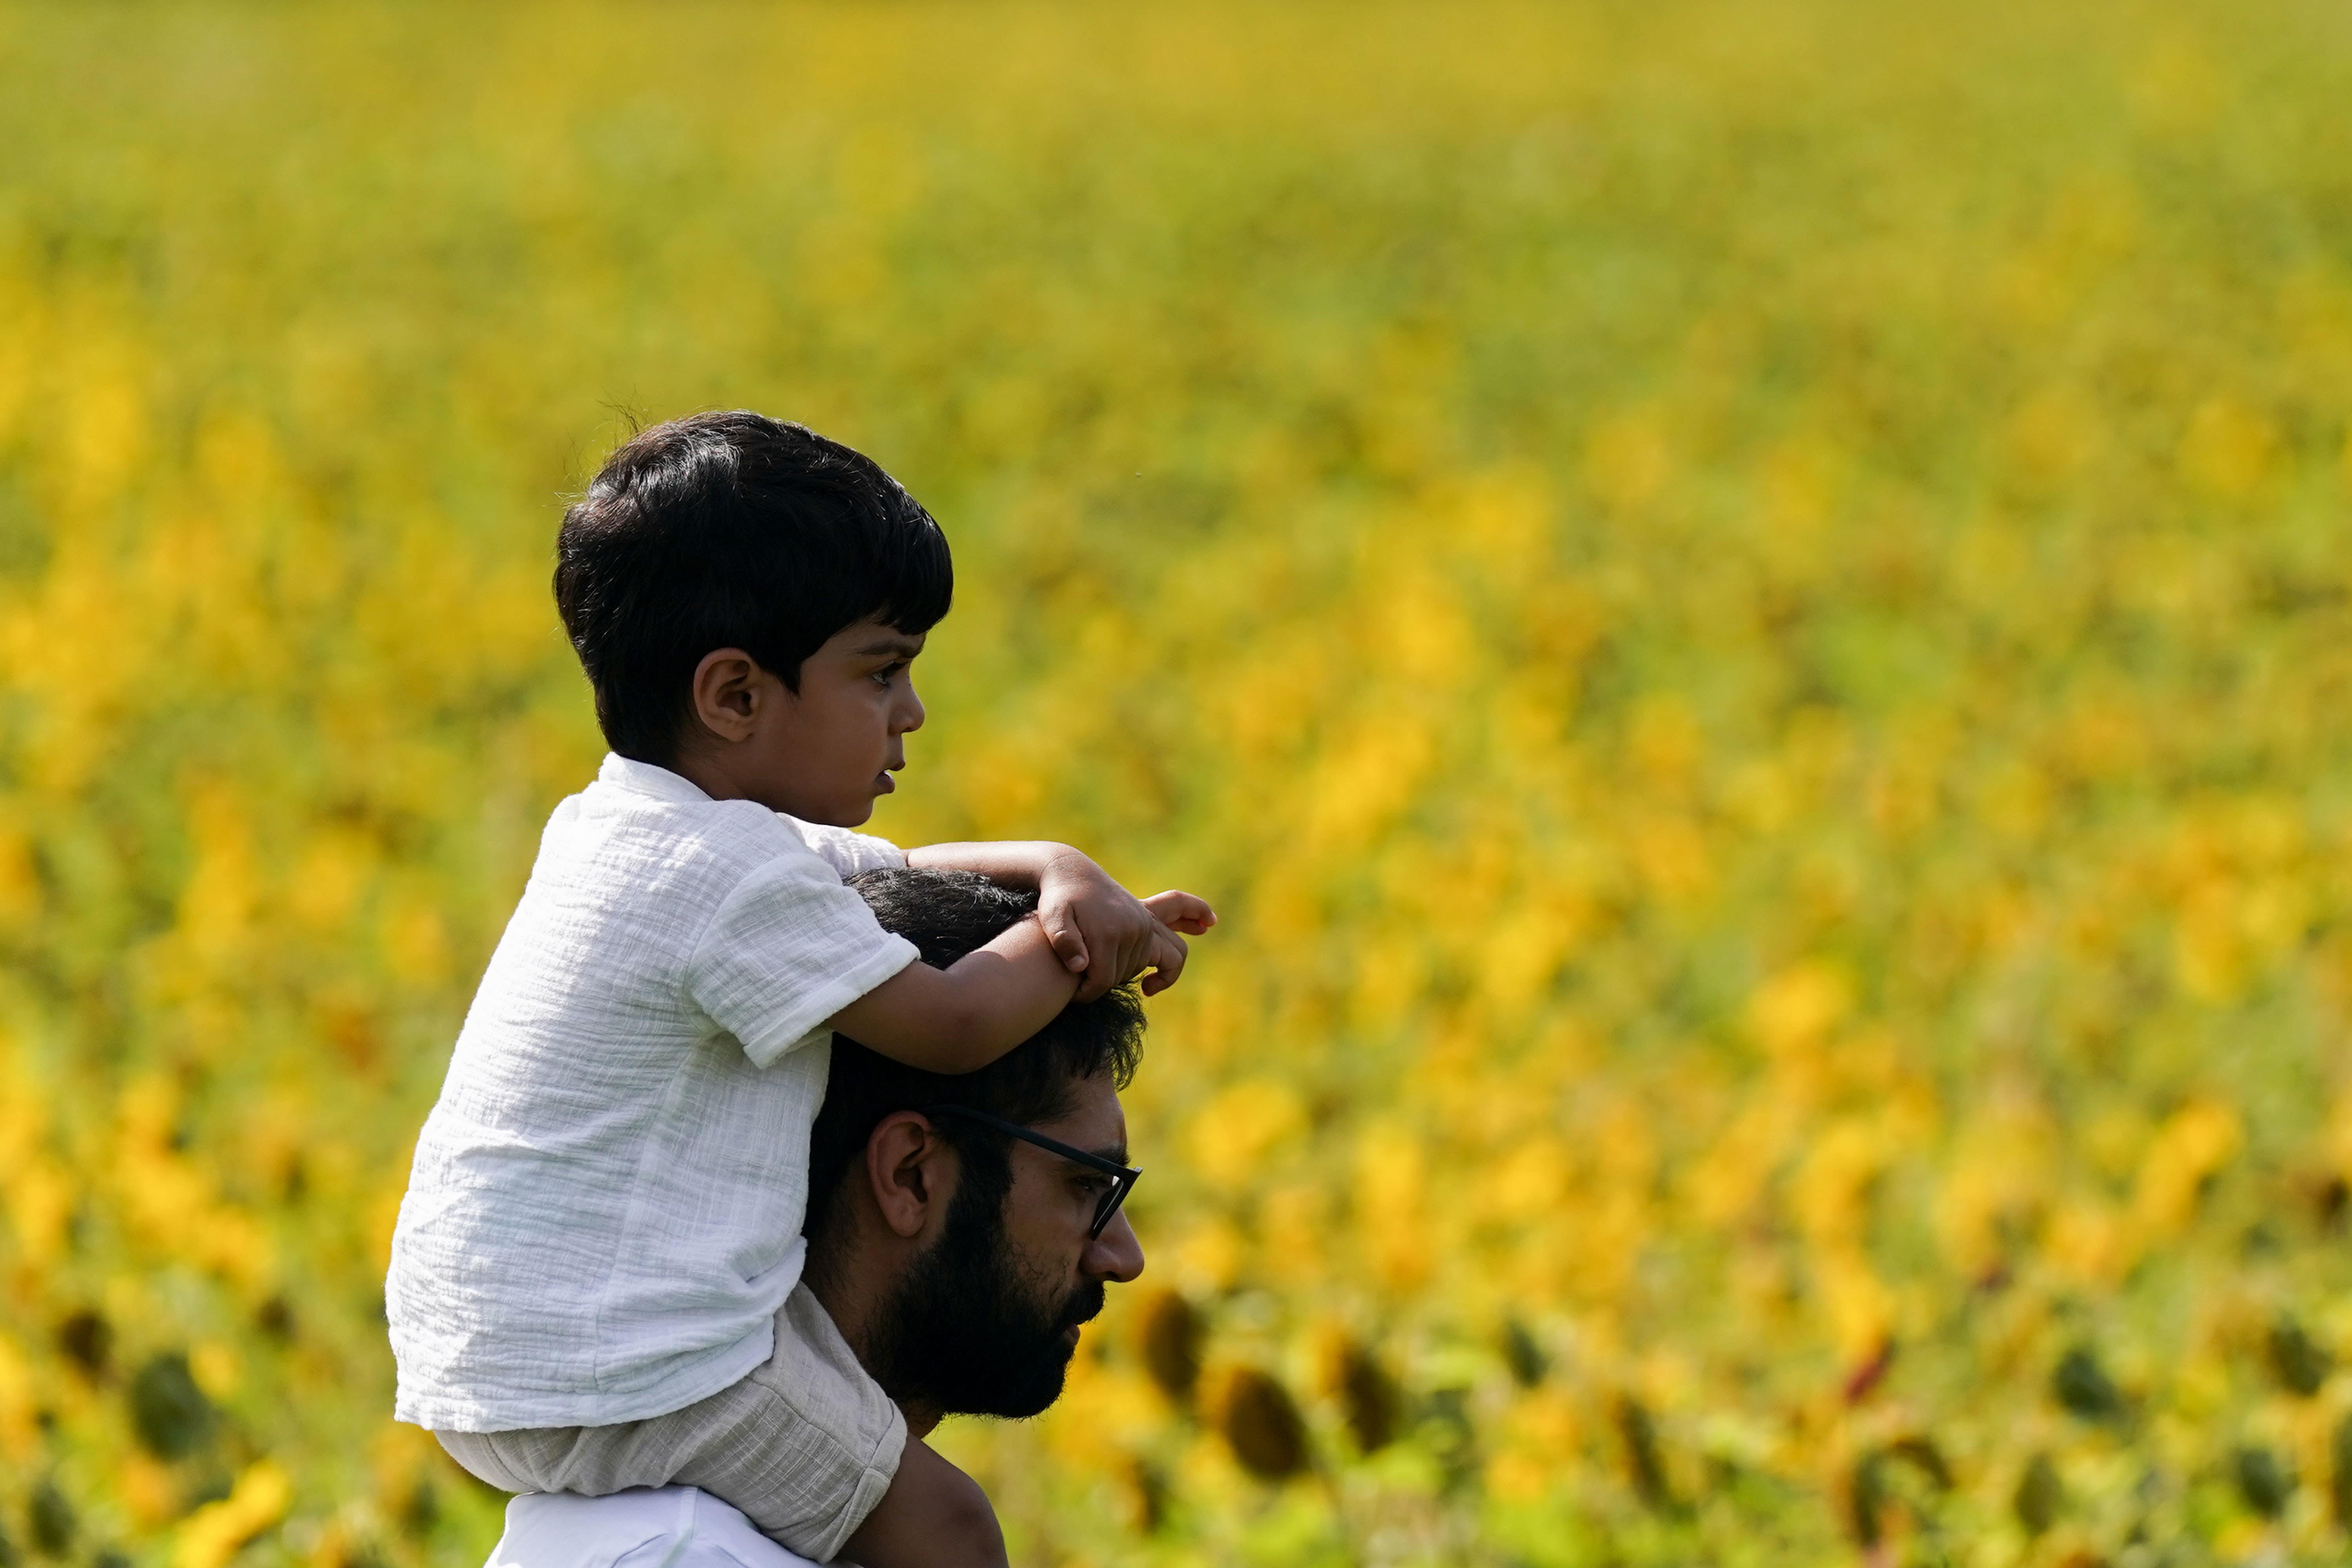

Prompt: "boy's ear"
[690,648,765,742]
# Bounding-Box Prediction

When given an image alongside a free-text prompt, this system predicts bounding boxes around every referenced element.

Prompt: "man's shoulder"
[486,1488,814,1568]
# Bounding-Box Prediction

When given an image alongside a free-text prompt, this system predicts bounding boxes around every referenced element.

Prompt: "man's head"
[555,412,951,822]
[808,869,1147,1423]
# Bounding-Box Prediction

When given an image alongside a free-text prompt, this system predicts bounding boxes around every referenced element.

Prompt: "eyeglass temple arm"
[922,1103,1139,1178]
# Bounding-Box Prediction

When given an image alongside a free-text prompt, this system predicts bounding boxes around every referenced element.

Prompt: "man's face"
[743,618,927,826]
[867,1073,1143,1418]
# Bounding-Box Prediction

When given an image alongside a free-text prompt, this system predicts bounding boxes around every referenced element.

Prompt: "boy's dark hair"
[805,868,1146,1256]
[554,412,953,762]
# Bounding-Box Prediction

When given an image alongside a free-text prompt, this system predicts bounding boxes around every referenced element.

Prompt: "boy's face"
[691,617,927,825]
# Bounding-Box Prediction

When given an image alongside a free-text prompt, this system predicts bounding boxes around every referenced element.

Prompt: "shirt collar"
[596,753,716,806]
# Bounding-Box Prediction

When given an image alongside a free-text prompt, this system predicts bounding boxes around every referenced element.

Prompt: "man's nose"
[1083,1209,1144,1285]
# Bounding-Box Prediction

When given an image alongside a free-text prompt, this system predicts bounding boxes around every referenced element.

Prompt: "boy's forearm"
[829,917,1078,1073]
[905,840,1085,888]
[923,921,1081,1069]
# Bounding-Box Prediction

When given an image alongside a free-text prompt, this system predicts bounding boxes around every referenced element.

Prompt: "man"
[485,867,1151,1567]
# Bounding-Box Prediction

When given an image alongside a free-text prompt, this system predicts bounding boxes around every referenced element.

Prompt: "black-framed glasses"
[922,1103,1141,1240]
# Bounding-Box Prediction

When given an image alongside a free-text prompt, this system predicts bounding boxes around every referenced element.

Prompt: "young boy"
[386,412,1212,1565]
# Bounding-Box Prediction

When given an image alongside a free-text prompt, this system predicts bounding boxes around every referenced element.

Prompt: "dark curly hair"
[554,411,952,762]
[804,868,1146,1257]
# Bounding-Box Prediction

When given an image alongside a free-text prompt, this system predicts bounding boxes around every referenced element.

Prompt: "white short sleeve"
[787,818,907,879]
[687,853,919,1068]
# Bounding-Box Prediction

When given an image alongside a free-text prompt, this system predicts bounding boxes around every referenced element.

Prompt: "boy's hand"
[1038,851,1216,1002]
[1138,890,1216,997]
[1143,888,1217,936]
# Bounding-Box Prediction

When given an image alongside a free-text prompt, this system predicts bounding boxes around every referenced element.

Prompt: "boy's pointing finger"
[1142,889,1217,936]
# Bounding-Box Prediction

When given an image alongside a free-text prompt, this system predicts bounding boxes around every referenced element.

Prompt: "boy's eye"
[870,663,901,688]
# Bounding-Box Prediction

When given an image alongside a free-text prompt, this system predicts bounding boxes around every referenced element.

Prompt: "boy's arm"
[904,839,1069,887]
[907,842,1216,1001]
[828,914,1080,1073]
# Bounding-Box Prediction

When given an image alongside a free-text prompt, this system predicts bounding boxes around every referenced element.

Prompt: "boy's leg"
[436,1428,562,1493]
[436,1285,968,1564]
[655,1283,906,1557]
[837,1437,1005,1568]
[435,1420,699,1497]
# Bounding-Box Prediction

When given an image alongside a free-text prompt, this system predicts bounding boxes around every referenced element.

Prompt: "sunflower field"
[6,2,2352,1564]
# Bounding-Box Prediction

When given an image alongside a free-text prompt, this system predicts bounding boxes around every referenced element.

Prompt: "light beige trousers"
[435,1284,906,1564]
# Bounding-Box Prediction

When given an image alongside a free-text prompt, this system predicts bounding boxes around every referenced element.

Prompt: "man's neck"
[804,1239,944,1438]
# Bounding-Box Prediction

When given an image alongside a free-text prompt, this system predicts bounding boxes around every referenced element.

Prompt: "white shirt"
[486,1488,811,1568]
[388,755,919,1431]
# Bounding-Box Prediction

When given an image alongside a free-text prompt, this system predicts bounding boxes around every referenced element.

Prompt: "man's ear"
[864,1111,953,1240]
[690,648,768,744]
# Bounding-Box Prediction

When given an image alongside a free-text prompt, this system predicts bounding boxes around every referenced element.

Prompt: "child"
[386,412,1213,1566]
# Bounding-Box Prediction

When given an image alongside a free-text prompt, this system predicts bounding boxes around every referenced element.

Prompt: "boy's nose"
[894,682,926,734]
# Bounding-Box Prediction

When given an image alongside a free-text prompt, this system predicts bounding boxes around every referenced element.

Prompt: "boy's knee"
[934,1466,1006,1566]
[838,1438,1006,1568]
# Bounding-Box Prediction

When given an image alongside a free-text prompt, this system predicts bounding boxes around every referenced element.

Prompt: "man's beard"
[865,1171,1105,1419]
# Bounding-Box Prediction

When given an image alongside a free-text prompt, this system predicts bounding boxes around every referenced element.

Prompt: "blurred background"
[4,1,2352,1563]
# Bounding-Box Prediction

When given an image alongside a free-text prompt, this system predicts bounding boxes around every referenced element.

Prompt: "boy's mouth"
[873,772,895,795]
